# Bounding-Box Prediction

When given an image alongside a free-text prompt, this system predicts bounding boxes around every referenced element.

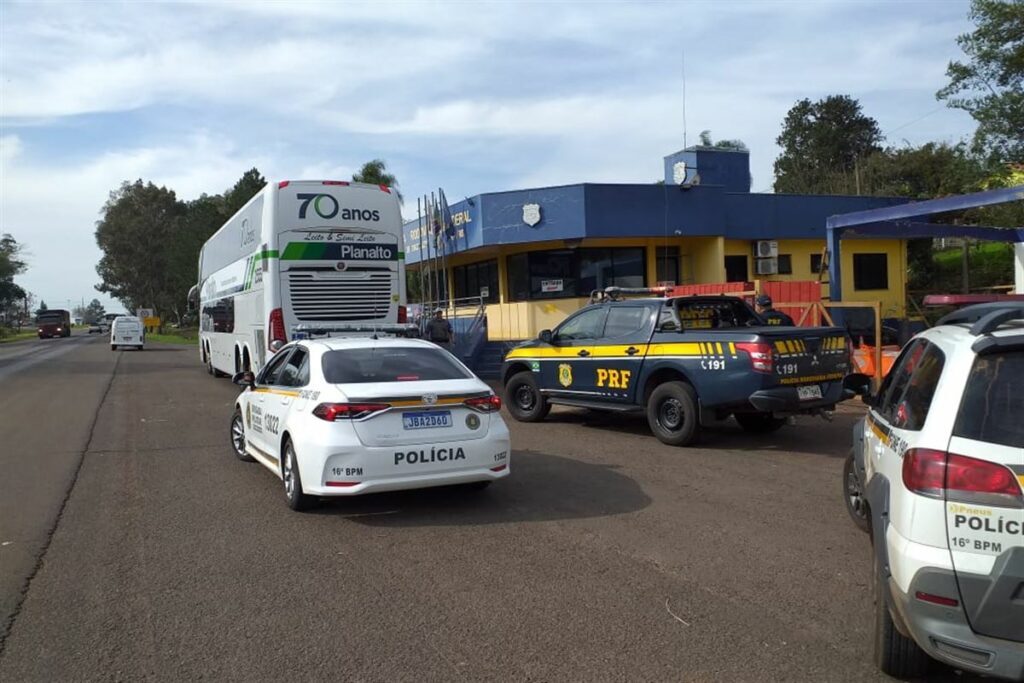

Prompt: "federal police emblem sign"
[558,363,573,387]
[522,203,541,227]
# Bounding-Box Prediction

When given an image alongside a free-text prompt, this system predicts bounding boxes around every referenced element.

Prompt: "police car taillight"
[903,449,1022,506]
[465,395,502,413]
[735,342,773,373]
[312,403,390,421]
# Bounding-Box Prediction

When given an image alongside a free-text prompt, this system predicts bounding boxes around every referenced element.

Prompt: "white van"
[110,316,144,351]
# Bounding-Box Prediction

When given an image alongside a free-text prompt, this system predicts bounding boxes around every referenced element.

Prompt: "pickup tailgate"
[757,327,849,386]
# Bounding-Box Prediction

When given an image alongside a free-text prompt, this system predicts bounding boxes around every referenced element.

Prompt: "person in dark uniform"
[426,308,455,350]
[756,295,795,326]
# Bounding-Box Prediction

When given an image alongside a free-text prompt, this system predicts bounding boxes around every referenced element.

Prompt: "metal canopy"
[826,185,1024,305]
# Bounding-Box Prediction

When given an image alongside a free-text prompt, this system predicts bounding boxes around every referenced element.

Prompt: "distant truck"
[502,289,856,446]
[37,309,71,339]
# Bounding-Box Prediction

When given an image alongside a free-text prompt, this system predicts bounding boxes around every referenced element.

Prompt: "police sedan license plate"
[797,385,823,401]
[402,411,452,430]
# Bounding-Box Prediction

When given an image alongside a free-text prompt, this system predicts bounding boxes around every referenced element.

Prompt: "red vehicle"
[37,309,71,339]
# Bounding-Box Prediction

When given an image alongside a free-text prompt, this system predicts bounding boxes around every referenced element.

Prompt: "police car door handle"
[577,349,590,357]
[625,346,640,356]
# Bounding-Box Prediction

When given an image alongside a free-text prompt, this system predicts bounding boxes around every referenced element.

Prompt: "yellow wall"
[839,239,907,318]
[414,235,907,338]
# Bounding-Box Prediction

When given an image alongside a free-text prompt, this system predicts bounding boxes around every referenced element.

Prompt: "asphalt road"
[0,339,973,681]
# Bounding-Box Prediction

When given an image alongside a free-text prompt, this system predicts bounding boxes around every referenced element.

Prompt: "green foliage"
[0,234,29,326]
[352,159,403,203]
[698,130,748,151]
[82,298,106,323]
[94,170,267,322]
[937,0,1024,163]
[0,234,27,281]
[773,95,883,193]
[222,168,267,218]
[35,300,47,315]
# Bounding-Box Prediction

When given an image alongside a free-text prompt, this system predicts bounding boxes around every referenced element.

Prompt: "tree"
[94,169,269,323]
[0,233,27,281]
[79,298,106,324]
[698,130,749,152]
[773,95,883,193]
[937,0,1024,162]
[36,300,48,316]
[222,168,267,218]
[352,159,403,203]
[95,180,185,315]
[0,234,28,328]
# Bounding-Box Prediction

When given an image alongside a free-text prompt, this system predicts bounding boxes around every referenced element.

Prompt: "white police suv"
[229,337,511,511]
[846,303,1023,680]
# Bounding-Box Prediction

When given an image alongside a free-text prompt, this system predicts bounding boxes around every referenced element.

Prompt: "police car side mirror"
[539,329,553,343]
[843,373,874,404]
[232,371,255,388]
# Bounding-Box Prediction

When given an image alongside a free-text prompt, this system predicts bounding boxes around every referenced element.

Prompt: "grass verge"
[0,330,38,343]
[147,329,199,345]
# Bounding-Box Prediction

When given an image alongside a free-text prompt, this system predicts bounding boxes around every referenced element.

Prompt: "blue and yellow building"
[404,146,910,340]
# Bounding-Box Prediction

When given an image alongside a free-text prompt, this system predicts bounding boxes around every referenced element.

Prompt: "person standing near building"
[756,295,795,326]
[427,307,455,351]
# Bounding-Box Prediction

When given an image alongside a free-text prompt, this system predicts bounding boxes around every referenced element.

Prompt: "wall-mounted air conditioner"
[755,240,778,258]
[755,258,778,275]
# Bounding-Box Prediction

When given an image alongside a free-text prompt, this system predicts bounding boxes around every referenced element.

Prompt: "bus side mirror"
[539,329,553,343]
[232,371,255,389]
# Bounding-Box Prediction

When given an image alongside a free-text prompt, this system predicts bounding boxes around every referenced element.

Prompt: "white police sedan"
[229,337,511,510]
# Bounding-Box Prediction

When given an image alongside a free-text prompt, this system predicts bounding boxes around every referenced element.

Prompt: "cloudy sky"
[1,0,977,312]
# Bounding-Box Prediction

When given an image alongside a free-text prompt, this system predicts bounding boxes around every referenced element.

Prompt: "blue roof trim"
[402,184,910,265]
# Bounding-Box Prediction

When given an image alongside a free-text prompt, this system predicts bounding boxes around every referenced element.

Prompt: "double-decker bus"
[190,180,407,376]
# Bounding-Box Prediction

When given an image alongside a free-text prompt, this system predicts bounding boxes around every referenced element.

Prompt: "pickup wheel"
[734,412,787,433]
[647,381,699,446]
[504,371,551,422]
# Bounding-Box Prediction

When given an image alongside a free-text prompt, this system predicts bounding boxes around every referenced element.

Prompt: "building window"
[507,253,529,302]
[724,255,748,282]
[506,247,646,301]
[777,254,792,275]
[853,253,889,290]
[452,259,498,303]
[810,253,824,275]
[656,246,679,285]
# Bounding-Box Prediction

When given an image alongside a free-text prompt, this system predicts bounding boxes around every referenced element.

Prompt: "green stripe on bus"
[281,243,328,260]
[256,249,279,260]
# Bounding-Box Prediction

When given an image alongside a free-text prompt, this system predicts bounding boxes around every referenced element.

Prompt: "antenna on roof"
[682,49,688,149]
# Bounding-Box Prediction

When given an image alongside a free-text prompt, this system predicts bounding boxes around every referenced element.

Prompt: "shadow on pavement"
[311,449,651,526]
[538,407,858,459]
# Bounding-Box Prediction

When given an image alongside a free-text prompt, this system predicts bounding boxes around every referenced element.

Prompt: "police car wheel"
[282,439,316,512]
[230,408,255,462]
[505,371,551,422]
[734,412,787,433]
[110,345,116,351]
[843,450,870,533]
[647,381,699,446]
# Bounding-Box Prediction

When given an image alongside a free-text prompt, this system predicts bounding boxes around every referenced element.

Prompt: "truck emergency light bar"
[589,286,671,303]
[291,323,420,340]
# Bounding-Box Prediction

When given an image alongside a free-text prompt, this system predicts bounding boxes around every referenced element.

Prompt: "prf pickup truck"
[501,290,855,446]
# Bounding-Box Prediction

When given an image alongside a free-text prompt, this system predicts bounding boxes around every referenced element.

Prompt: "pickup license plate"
[402,411,452,430]
[121,336,132,341]
[797,385,823,401]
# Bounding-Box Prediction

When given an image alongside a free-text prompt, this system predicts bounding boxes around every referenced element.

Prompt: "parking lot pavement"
[0,343,979,681]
